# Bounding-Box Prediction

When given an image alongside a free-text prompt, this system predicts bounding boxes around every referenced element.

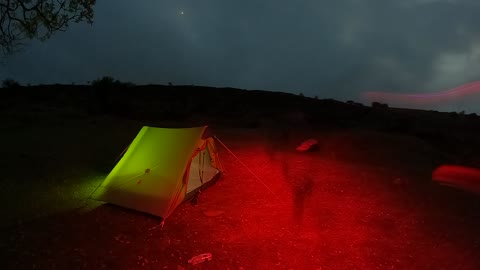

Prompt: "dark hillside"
[3,84,480,165]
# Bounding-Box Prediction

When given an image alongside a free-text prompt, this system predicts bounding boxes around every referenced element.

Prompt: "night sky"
[2,0,480,112]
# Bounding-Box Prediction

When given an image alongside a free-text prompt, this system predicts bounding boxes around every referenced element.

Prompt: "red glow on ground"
[6,129,480,269]
[166,130,480,268]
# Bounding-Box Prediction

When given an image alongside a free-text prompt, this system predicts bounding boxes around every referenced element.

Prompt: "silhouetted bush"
[91,76,115,88]
[2,78,21,89]
[90,76,114,114]
[449,112,458,118]
[372,101,389,109]
[88,76,137,115]
[347,100,364,107]
[118,81,136,88]
[91,76,135,88]
[467,113,478,120]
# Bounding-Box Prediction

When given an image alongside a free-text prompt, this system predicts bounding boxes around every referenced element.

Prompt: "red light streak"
[363,81,480,106]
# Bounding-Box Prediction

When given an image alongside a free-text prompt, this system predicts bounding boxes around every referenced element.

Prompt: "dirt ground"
[2,116,480,269]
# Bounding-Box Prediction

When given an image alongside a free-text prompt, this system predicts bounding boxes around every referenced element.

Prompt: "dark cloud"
[1,0,480,111]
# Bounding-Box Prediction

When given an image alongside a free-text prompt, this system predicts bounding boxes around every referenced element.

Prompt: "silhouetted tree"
[0,0,95,55]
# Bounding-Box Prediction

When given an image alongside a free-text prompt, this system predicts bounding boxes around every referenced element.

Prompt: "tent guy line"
[213,136,285,204]
[84,125,285,232]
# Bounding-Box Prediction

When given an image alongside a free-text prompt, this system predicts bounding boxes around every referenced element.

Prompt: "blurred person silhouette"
[263,109,318,227]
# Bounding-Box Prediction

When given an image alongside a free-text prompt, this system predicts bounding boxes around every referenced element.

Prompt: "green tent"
[91,126,224,219]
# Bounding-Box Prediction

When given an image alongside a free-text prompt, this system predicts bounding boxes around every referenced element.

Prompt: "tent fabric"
[91,126,223,219]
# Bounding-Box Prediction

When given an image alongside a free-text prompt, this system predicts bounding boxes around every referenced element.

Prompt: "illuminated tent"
[91,126,224,219]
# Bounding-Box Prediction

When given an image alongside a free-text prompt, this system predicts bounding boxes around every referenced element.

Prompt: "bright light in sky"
[179,11,184,15]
